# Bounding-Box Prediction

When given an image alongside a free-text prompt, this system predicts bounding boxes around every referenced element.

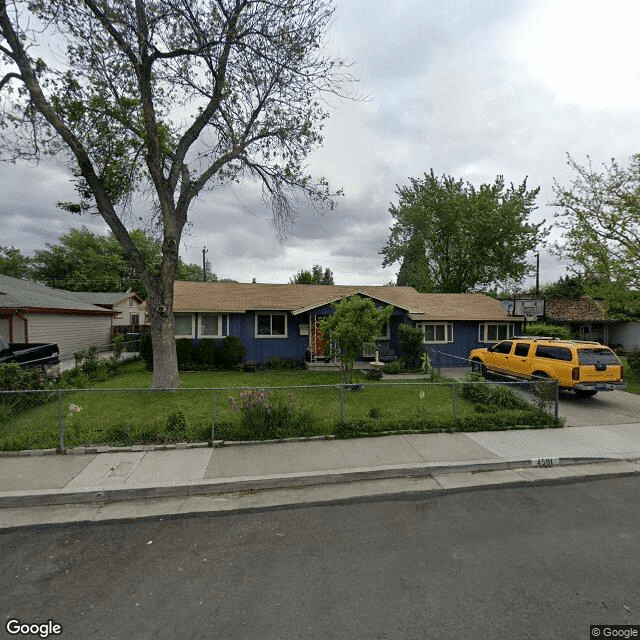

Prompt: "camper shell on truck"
[469,336,625,398]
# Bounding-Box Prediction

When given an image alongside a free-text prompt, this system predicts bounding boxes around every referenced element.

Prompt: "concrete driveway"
[558,389,640,427]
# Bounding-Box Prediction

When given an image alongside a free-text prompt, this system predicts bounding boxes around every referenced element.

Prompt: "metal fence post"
[554,381,559,420]
[56,391,64,453]
[450,379,458,423]
[211,389,216,443]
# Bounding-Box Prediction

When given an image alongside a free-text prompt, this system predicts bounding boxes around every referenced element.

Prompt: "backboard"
[513,298,545,318]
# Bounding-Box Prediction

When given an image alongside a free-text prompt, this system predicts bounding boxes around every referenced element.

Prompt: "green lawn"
[0,360,559,451]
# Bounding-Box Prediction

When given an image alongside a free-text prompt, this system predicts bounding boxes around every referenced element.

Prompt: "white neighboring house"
[0,275,116,366]
[67,291,146,327]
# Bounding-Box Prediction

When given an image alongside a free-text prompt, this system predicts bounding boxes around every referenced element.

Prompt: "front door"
[310,315,328,359]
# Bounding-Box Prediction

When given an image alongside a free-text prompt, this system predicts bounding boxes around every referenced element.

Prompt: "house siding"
[609,322,640,351]
[112,296,145,326]
[171,286,518,366]
[25,313,113,363]
[235,312,305,363]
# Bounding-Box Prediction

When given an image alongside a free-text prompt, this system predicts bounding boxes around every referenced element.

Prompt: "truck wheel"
[574,389,597,398]
[471,359,486,377]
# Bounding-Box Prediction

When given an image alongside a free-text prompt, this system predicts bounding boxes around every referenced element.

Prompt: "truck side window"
[514,342,530,357]
[534,345,572,361]
[492,341,513,354]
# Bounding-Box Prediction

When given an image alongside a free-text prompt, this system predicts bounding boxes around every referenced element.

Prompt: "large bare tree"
[0,0,351,387]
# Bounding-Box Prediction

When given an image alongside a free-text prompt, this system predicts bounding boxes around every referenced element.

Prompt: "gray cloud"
[2,0,640,290]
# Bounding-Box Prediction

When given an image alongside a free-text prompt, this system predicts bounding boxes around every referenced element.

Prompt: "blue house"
[171,281,522,367]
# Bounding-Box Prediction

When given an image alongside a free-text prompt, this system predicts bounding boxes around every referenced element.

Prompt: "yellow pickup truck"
[469,336,625,398]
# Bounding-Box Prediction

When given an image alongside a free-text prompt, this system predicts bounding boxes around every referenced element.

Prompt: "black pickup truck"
[0,335,60,369]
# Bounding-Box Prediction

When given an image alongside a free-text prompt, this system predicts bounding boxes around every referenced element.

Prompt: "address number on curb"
[532,457,559,468]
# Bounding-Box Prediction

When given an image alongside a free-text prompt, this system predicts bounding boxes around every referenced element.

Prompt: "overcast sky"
[2,0,640,288]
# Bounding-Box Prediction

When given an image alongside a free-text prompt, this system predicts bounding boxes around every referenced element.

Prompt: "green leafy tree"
[381,171,545,293]
[540,275,589,300]
[32,227,125,291]
[0,0,351,388]
[552,154,640,318]
[0,245,31,279]
[398,323,424,370]
[30,227,208,293]
[176,261,218,283]
[290,264,334,284]
[319,296,392,383]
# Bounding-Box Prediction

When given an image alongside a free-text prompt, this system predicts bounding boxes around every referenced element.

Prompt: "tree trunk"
[146,285,180,389]
[149,313,180,389]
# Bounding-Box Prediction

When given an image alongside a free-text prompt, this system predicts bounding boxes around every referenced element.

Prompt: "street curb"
[2,460,640,534]
[1,455,638,509]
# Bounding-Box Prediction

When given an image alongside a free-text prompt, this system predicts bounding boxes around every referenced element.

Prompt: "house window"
[175,314,194,337]
[418,322,453,343]
[130,313,139,325]
[479,322,515,343]
[256,312,287,338]
[200,314,222,338]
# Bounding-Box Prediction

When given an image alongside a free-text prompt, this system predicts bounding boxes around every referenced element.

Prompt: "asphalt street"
[2,476,639,640]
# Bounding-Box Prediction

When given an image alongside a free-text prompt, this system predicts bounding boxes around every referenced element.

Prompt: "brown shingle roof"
[545,297,610,322]
[172,282,510,321]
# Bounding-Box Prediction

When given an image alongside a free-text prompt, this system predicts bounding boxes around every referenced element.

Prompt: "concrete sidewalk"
[2,423,640,530]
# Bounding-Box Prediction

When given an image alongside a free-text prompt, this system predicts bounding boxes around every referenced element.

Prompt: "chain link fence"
[0,373,560,452]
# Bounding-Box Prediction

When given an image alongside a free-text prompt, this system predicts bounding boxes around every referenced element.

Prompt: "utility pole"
[202,247,208,282]
[535,252,540,297]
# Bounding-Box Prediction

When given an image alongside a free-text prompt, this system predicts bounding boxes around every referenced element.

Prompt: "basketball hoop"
[514,298,545,318]
[524,315,538,324]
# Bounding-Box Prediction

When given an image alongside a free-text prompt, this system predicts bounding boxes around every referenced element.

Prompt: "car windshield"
[578,348,619,366]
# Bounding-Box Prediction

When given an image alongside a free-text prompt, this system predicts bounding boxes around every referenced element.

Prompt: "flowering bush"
[228,389,310,440]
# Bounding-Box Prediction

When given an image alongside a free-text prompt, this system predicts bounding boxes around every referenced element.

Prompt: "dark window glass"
[535,345,572,361]
[578,348,619,365]
[492,341,512,354]
[257,314,271,335]
[271,314,286,336]
[514,342,530,357]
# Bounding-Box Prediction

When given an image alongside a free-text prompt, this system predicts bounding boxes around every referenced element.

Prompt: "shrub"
[381,361,405,375]
[197,339,219,368]
[264,356,304,370]
[398,323,425,369]
[523,322,573,340]
[0,363,58,418]
[627,346,640,377]
[75,345,100,375]
[113,334,125,359]
[166,410,188,441]
[455,373,531,411]
[228,389,313,440]
[218,336,246,369]
[176,338,196,368]
[362,367,383,380]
